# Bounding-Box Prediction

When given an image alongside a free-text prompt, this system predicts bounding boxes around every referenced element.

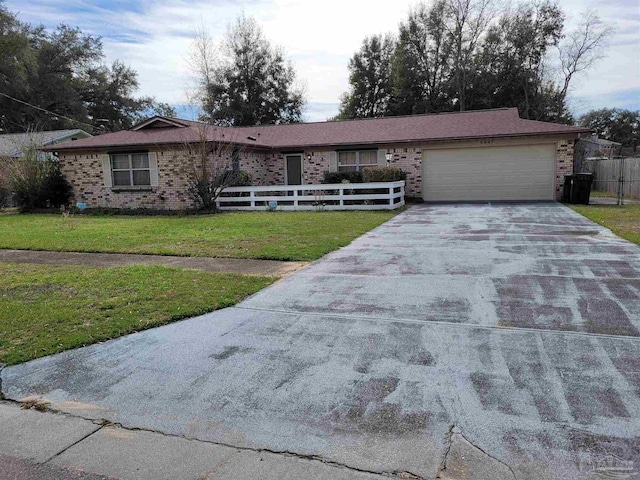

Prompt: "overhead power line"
[0,92,96,131]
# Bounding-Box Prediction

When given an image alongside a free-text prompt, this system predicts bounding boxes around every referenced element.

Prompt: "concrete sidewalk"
[0,249,306,277]
[0,401,385,480]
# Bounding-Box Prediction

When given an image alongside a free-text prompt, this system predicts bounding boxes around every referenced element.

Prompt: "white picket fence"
[216,181,406,211]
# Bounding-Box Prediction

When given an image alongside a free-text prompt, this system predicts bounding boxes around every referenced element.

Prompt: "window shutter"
[329,151,338,172]
[149,152,159,187]
[102,154,112,188]
[377,149,387,167]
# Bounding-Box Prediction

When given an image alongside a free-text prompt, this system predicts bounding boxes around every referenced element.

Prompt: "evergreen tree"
[200,15,305,126]
[338,34,394,119]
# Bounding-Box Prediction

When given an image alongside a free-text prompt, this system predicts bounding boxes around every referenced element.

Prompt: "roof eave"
[43,138,272,153]
[43,129,90,146]
[273,129,592,150]
[43,127,591,152]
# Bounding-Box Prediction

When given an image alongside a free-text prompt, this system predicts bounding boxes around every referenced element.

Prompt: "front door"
[285,154,303,185]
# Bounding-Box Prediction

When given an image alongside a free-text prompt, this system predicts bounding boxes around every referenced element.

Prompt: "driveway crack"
[436,425,456,479]
[436,425,517,480]
[42,424,104,464]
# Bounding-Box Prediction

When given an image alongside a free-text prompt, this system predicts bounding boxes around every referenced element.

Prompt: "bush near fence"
[321,171,364,184]
[362,167,407,183]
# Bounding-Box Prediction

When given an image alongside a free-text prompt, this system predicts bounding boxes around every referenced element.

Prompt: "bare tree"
[445,0,500,111]
[170,124,251,211]
[185,22,219,108]
[557,10,613,102]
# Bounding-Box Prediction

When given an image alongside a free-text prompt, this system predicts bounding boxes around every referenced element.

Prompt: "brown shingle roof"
[44,108,590,152]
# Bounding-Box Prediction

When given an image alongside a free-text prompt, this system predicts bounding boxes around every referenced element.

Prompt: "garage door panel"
[423,144,555,201]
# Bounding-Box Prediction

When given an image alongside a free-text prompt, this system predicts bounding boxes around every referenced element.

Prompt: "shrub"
[217,170,252,187]
[0,187,11,208]
[321,171,363,184]
[188,169,252,211]
[362,167,407,183]
[10,158,72,211]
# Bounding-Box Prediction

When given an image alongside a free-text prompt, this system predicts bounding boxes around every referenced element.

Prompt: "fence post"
[339,185,344,208]
[618,157,624,206]
[389,185,393,207]
[293,187,299,208]
[250,190,255,208]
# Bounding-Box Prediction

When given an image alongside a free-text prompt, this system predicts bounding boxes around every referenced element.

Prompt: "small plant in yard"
[313,190,326,211]
[60,206,78,230]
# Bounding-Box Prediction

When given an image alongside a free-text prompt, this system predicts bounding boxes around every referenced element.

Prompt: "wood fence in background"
[583,157,640,200]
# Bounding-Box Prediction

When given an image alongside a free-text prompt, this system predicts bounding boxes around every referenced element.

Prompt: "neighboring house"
[43,108,590,209]
[578,134,622,159]
[0,129,92,161]
[0,129,91,207]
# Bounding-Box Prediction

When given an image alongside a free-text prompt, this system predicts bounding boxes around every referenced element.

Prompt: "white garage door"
[422,144,556,201]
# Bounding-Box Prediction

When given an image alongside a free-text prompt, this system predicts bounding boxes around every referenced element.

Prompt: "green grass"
[571,204,640,246]
[0,211,398,261]
[589,190,612,198]
[0,263,273,365]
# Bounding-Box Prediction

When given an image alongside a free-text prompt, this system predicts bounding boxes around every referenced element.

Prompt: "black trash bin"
[562,174,573,203]
[571,173,593,205]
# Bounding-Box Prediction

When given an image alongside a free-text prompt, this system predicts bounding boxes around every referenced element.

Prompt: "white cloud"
[6,0,640,121]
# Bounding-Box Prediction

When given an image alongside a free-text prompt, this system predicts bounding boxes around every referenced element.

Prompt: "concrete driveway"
[3,203,640,479]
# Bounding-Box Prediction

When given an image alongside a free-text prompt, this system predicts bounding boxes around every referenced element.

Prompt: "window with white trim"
[338,150,377,172]
[111,152,151,187]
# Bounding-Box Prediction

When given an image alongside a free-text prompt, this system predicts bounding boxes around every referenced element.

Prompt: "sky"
[6,0,640,122]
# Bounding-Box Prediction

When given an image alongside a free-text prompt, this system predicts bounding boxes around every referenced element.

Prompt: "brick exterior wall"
[262,150,331,185]
[211,148,269,185]
[265,152,285,185]
[555,139,574,200]
[60,147,271,210]
[61,149,195,210]
[378,147,423,198]
[59,139,575,210]
[304,151,331,184]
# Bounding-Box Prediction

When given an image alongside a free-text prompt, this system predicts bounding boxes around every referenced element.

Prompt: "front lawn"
[570,204,640,246]
[0,263,273,365]
[0,211,397,261]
